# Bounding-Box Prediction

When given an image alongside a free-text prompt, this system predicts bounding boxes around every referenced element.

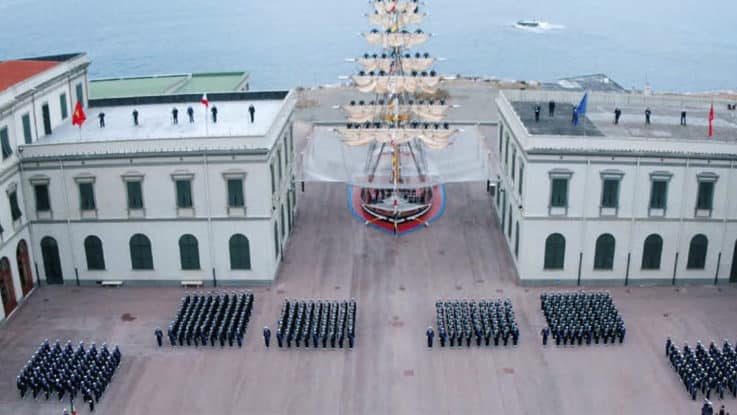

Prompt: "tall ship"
[336,0,456,233]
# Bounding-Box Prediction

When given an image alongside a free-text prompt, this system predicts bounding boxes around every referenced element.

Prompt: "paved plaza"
[1,181,736,415]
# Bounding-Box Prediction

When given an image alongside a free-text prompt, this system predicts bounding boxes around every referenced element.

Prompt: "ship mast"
[337,0,457,232]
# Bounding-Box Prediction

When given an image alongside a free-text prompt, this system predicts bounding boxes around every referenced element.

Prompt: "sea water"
[0,0,734,92]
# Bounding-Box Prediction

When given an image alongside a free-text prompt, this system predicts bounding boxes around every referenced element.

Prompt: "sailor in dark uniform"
[426,326,434,348]
[263,326,271,348]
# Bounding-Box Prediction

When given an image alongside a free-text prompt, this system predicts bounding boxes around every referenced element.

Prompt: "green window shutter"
[79,183,95,210]
[60,94,68,120]
[127,181,143,209]
[176,180,192,208]
[601,179,620,208]
[229,234,251,270]
[84,236,106,270]
[277,148,283,182]
[544,234,565,270]
[0,127,12,159]
[641,234,663,270]
[130,234,153,270]
[179,235,200,270]
[594,234,616,270]
[227,179,244,207]
[696,182,714,210]
[22,114,33,144]
[650,181,667,209]
[8,192,22,221]
[551,178,568,208]
[270,163,276,195]
[35,185,51,211]
[518,163,524,196]
[75,83,84,105]
[686,234,708,269]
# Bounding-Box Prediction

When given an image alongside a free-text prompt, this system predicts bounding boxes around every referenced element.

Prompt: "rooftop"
[89,72,249,99]
[540,74,627,93]
[23,91,293,158]
[499,90,737,158]
[0,60,59,93]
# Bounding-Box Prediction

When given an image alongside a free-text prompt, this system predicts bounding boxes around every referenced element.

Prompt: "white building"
[494,89,737,285]
[0,54,297,322]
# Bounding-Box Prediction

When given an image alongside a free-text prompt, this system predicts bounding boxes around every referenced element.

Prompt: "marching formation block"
[540,291,625,347]
[433,299,519,348]
[164,291,254,348]
[274,299,356,349]
[16,339,121,412]
[666,338,737,401]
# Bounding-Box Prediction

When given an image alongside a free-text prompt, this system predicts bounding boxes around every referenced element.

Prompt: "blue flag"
[573,92,588,126]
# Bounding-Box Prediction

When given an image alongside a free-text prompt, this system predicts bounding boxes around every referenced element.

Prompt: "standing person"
[426,326,434,348]
[98,112,105,128]
[614,108,622,124]
[211,106,218,123]
[154,327,163,347]
[263,326,271,348]
[248,104,256,123]
[645,108,652,125]
[132,109,139,126]
[187,107,194,123]
[680,110,687,126]
[276,329,284,348]
[548,100,556,116]
[534,104,541,122]
[172,108,179,124]
[541,327,549,346]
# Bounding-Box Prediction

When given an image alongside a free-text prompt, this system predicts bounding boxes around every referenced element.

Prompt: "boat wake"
[513,21,565,33]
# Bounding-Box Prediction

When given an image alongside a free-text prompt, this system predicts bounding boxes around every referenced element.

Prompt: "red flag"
[708,103,714,137]
[72,102,86,127]
[201,93,209,108]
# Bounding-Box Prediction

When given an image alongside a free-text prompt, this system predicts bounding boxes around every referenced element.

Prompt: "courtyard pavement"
[0,181,736,415]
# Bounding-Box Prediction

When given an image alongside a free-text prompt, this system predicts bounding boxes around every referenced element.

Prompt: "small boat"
[516,20,540,28]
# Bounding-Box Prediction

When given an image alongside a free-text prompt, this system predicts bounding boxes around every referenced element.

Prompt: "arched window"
[229,234,251,270]
[544,233,565,270]
[16,240,34,295]
[179,234,200,270]
[41,236,63,284]
[84,235,106,270]
[130,234,153,270]
[687,234,708,270]
[594,234,616,270]
[0,256,17,316]
[641,234,663,270]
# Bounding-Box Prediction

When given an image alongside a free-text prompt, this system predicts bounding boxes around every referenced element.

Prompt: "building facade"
[495,89,737,285]
[0,54,297,322]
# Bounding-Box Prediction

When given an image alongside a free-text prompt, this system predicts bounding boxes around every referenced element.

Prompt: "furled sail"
[363,32,429,48]
[358,57,434,72]
[352,75,441,94]
[335,127,455,150]
[372,0,417,15]
[369,11,425,29]
[343,104,449,123]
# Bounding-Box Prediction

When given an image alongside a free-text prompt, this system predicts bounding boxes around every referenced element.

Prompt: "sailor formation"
[163,291,255,348]
[432,298,519,347]
[666,338,737,401]
[539,291,626,346]
[275,299,357,348]
[16,340,121,411]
